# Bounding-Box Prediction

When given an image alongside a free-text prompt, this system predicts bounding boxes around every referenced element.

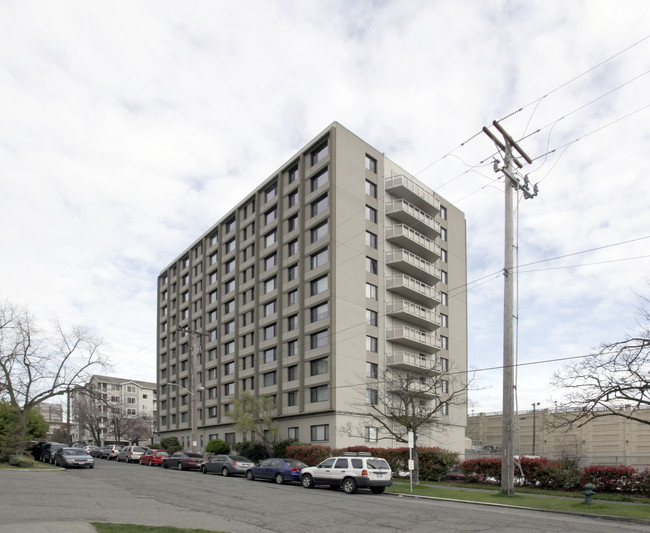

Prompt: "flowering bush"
[580,465,638,492]
[460,457,502,483]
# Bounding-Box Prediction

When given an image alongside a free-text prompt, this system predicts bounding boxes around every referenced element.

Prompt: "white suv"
[300,452,392,494]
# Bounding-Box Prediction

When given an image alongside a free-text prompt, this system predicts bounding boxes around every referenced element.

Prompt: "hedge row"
[460,457,650,493]
[285,445,459,481]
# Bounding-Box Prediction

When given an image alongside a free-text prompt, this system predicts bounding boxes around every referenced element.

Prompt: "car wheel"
[177,462,183,471]
[162,461,168,469]
[149,461,154,466]
[89,465,94,469]
[370,486,385,494]
[275,473,284,484]
[246,470,255,480]
[125,457,129,463]
[342,478,358,494]
[222,467,229,477]
[301,474,314,488]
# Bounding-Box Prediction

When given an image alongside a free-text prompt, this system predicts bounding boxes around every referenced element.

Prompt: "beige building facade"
[467,406,650,468]
[156,123,468,453]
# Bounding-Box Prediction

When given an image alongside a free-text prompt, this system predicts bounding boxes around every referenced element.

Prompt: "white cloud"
[1,0,649,415]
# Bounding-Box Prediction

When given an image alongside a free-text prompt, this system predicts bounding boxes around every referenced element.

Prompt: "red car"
[140,450,169,466]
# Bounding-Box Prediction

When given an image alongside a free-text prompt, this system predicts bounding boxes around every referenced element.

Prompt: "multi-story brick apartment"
[71,375,157,445]
[156,122,467,452]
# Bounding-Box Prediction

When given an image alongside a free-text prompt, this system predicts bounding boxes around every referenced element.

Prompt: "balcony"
[385,175,440,213]
[386,274,441,307]
[387,351,438,373]
[385,199,441,238]
[386,225,441,262]
[386,300,440,331]
[386,325,440,353]
[387,380,437,399]
[386,249,441,285]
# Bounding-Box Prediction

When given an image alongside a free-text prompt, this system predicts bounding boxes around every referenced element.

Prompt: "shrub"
[205,439,230,455]
[460,457,502,483]
[271,439,297,458]
[159,437,182,453]
[517,457,580,490]
[235,441,269,463]
[418,447,459,481]
[580,465,638,492]
[284,445,331,466]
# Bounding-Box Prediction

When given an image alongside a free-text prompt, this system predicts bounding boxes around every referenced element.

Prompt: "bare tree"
[346,363,471,484]
[72,390,106,445]
[0,300,106,454]
[233,391,278,448]
[552,288,650,428]
[120,415,154,445]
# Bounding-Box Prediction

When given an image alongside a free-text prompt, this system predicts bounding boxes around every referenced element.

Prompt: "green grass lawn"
[92,524,225,533]
[388,481,650,521]
[0,460,58,470]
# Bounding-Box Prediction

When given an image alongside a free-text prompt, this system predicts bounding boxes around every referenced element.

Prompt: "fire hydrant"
[582,483,595,505]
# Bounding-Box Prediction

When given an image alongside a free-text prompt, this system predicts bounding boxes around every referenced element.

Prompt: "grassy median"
[92,525,225,533]
[388,481,650,521]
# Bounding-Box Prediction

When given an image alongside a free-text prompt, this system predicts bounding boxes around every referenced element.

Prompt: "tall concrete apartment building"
[156,123,467,453]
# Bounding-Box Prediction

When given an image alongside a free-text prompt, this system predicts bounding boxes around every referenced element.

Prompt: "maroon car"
[140,450,169,466]
[162,451,204,471]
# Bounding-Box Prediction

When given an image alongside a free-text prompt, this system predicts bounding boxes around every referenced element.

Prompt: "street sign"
[408,460,414,471]
[408,431,414,448]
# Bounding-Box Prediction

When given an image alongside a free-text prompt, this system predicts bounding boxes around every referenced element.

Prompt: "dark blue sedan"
[245,458,308,484]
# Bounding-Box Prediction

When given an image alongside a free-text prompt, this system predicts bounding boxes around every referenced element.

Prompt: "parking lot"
[1,459,649,533]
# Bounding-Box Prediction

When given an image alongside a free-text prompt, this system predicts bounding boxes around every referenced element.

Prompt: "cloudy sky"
[1,0,649,414]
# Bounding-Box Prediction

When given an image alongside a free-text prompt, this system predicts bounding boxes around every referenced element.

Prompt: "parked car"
[53,447,95,469]
[89,447,106,458]
[245,458,307,484]
[201,455,254,476]
[41,442,66,464]
[162,451,204,471]
[105,445,123,460]
[117,446,147,463]
[140,450,169,466]
[441,469,466,481]
[300,452,392,494]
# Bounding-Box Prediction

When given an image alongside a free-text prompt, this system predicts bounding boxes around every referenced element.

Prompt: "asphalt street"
[1,459,649,533]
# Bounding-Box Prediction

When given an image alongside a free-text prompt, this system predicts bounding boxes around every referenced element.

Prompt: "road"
[1,459,648,532]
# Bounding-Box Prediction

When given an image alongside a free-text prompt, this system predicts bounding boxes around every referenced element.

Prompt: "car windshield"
[132,447,145,452]
[232,456,251,462]
[284,459,307,467]
[367,459,390,470]
[187,453,203,458]
[156,451,169,456]
[64,449,88,456]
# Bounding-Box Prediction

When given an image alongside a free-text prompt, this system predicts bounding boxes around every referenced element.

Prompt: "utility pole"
[532,402,540,455]
[179,325,208,454]
[483,120,537,495]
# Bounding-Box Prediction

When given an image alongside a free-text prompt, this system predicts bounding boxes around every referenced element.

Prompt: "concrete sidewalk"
[0,522,97,533]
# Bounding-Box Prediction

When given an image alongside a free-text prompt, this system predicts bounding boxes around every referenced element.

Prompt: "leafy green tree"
[160,436,182,453]
[205,439,230,454]
[233,391,277,450]
[0,401,48,456]
[272,439,297,458]
[235,440,269,463]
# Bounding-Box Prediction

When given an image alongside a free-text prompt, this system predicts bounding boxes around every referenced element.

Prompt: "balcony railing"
[387,351,439,373]
[385,199,441,238]
[386,274,441,307]
[386,325,440,353]
[385,175,440,213]
[386,225,441,262]
[386,300,440,331]
[386,248,441,285]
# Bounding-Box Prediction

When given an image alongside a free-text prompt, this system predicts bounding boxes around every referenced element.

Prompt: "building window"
[264,347,277,364]
[311,424,329,441]
[287,264,298,281]
[365,155,377,173]
[366,309,378,326]
[223,382,235,396]
[311,194,328,217]
[288,427,299,440]
[224,279,235,294]
[287,314,298,331]
[225,239,236,254]
[287,166,298,184]
[440,227,447,241]
[310,302,328,322]
[365,179,377,198]
[287,239,298,257]
[440,205,447,220]
[288,189,299,207]
[366,362,378,379]
[311,142,328,166]
[263,323,277,341]
[310,220,329,243]
[287,340,298,356]
[366,257,378,274]
[224,320,235,335]
[287,214,299,233]
[365,283,377,300]
[223,299,235,314]
[440,357,449,372]
[310,329,329,349]
[264,276,277,294]
[310,357,328,376]
[441,313,448,328]
[263,300,276,317]
[224,361,235,376]
[441,402,449,416]
[365,231,377,249]
[287,289,298,306]
[365,335,378,353]
[441,270,448,284]
[366,388,378,405]
[208,387,218,400]
[365,205,377,223]
[287,390,298,406]
[441,379,449,393]
[264,230,277,248]
[225,217,236,234]
[264,253,277,271]
[310,275,328,296]
[263,371,277,387]
[365,426,378,443]
[310,168,328,191]
[288,365,298,381]
[310,247,328,269]
[441,291,448,306]
[265,183,277,202]
[265,207,277,225]
[441,335,448,350]
[441,249,448,263]
[310,385,328,403]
